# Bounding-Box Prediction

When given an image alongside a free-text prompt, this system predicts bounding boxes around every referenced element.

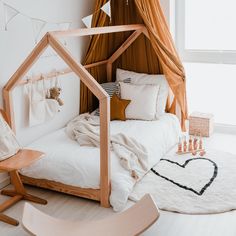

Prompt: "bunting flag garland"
[82,14,93,28]
[0,1,72,60]
[101,1,111,17]
[31,18,46,44]
[0,1,72,48]
[3,3,19,30]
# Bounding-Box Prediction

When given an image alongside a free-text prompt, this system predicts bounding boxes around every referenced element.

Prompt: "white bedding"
[20,113,181,211]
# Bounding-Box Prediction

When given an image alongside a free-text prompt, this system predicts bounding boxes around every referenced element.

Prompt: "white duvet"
[20,113,181,211]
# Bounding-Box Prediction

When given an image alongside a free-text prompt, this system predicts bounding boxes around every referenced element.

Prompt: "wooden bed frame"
[2,24,150,207]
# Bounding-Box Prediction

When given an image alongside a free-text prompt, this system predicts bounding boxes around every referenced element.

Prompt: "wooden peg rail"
[17,59,109,86]
[17,67,73,86]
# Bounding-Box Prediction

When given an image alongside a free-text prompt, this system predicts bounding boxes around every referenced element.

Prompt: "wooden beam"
[107,63,112,82]
[48,34,111,207]
[16,59,109,86]
[17,68,73,86]
[108,30,143,64]
[142,27,150,40]
[0,109,9,125]
[99,97,110,208]
[51,24,145,38]
[3,90,15,131]
[0,195,22,212]
[48,34,108,100]
[21,175,101,201]
[16,59,108,87]
[84,60,108,69]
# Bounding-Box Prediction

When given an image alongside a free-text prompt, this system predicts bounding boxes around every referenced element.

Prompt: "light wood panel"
[0,150,44,172]
[2,90,15,131]
[0,109,9,125]
[99,98,111,207]
[20,175,100,201]
[84,59,108,69]
[51,24,145,37]
[21,194,159,236]
[106,63,112,82]
[17,67,73,86]
[48,34,111,207]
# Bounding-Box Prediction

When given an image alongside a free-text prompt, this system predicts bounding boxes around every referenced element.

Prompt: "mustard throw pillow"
[110,94,131,121]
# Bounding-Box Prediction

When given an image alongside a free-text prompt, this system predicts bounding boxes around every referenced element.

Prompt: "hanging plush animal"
[47,87,64,106]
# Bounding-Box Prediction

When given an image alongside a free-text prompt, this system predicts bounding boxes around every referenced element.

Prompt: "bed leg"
[100,194,110,208]
[100,183,111,208]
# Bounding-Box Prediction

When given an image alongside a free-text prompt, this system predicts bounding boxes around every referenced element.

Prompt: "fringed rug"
[129,149,236,214]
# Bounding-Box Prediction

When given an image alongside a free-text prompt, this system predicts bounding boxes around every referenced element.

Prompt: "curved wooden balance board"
[22,194,160,236]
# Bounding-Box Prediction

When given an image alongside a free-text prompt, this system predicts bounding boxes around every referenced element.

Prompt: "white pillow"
[116,68,169,118]
[119,82,159,120]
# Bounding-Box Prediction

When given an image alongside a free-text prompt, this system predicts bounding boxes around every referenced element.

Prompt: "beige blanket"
[66,113,148,179]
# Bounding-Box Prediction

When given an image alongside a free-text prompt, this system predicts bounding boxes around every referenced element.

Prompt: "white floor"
[1,132,236,236]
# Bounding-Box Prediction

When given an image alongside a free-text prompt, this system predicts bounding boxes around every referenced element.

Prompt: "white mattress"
[21,113,181,211]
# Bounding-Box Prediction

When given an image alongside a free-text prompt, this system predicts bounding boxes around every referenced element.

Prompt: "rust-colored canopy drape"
[80,0,188,130]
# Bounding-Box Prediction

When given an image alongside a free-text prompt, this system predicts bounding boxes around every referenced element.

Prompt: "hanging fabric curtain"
[80,0,188,130]
[134,0,188,130]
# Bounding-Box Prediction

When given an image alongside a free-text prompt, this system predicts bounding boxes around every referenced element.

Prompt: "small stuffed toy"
[47,87,64,106]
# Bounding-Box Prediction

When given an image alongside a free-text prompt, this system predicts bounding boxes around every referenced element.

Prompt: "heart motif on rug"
[151,158,218,196]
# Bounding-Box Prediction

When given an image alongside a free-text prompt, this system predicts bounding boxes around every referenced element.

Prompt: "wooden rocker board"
[0,149,47,226]
[22,194,160,236]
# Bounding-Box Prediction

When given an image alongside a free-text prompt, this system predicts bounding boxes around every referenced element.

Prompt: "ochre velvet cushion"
[110,94,131,121]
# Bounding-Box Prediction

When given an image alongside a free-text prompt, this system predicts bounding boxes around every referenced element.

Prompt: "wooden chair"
[22,194,159,236]
[0,149,47,226]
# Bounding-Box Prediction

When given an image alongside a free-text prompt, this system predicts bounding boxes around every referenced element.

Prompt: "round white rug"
[129,149,236,214]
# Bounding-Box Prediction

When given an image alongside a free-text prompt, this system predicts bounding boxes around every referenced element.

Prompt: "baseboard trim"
[0,176,10,189]
[214,123,236,135]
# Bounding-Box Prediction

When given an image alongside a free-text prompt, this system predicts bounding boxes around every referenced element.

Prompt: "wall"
[160,0,175,40]
[0,0,95,186]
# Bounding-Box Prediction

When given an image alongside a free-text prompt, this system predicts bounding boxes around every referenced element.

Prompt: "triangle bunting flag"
[82,14,93,28]
[101,1,111,17]
[31,18,46,44]
[3,3,19,30]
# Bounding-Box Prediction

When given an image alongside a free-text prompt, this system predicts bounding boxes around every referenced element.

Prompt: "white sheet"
[20,113,181,211]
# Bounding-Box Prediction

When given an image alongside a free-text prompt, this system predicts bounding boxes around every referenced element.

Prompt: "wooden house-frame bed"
[3,24,152,207]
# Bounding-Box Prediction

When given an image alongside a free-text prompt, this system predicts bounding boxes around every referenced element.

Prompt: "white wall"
[0,0,95,185]
[160,0,175,40]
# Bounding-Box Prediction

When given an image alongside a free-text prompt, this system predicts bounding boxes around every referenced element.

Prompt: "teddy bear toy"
[47,87,64,106]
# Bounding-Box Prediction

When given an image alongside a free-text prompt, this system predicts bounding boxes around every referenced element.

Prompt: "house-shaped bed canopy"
[2,0,187,208]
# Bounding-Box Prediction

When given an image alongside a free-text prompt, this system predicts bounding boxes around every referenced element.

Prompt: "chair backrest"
[22,194,160,236]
